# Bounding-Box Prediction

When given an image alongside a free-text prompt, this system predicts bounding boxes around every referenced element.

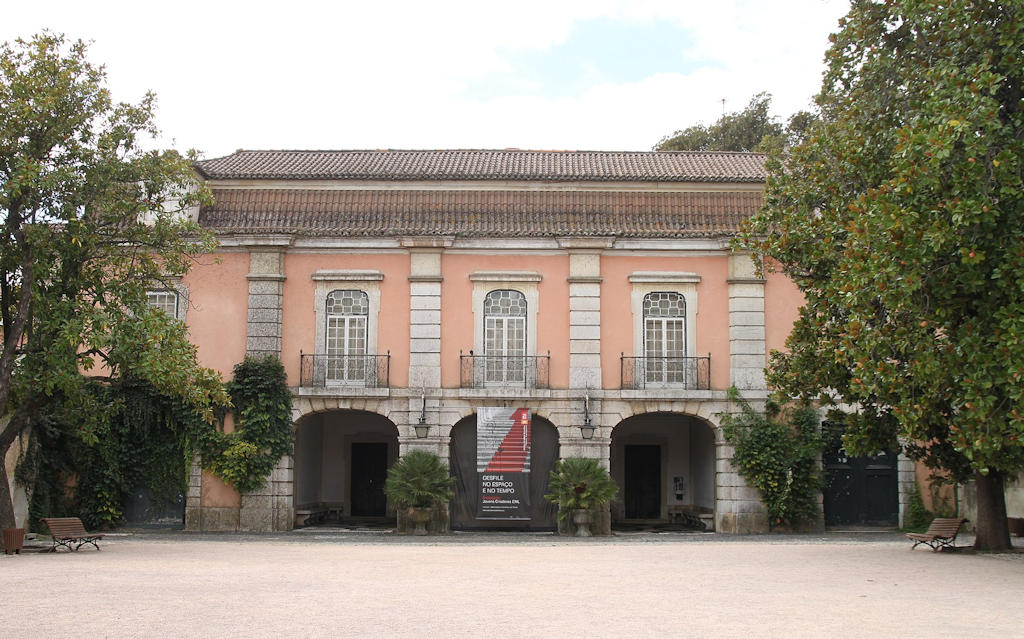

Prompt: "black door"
[624,445,661,519]
[350,442,388,516]
[823,435,898,526]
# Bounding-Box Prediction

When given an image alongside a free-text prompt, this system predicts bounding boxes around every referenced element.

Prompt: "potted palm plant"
[544,457,618,536]
[384,450,455,535]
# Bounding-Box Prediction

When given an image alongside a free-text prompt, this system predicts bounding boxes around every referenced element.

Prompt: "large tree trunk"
[973,471,1011,551]
[0,407,34,530]
[0,450,15,530]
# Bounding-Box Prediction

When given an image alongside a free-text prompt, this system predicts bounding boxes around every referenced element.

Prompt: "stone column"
[561,238,610,390]
[246,250,286,358]
[728,253,766,390]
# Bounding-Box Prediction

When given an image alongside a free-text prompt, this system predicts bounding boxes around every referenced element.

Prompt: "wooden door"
[624,445,661,519]
[350,443,388,516]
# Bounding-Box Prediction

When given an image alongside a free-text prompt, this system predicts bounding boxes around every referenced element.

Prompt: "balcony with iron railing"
[620,353,711,391]
[299,351,390,389]
[460,350,550,389]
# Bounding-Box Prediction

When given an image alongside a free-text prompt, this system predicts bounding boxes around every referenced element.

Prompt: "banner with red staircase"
[476,407,531,520]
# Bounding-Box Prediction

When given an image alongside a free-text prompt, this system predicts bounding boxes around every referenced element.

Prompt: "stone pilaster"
[562,239,610,389]
[184,459,202,531]
[714,440,769,533]
[897,452,917,527]
[728,253,766,390]
[246,251,286,358]
[405,239,448,390]
[238,456,294,532]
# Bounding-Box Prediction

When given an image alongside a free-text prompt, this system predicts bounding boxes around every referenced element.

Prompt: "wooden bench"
[906,517,967,552]
[42,517,105,552]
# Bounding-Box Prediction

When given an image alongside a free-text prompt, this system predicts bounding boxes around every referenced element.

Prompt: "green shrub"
[544,457,618,521]
[384,451,455,509]
[720,387,825,529]
[903,485,934,532]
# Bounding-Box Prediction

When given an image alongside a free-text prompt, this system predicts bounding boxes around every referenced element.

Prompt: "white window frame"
[482,289,528,385]
[642,292,688,386]
[146,280,188,323]
[470,271,541,387]
[630,272,700,387]
[312,270,383,386]
[325,290,370,385]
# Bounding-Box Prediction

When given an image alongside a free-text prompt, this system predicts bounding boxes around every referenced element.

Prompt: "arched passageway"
[293,410,399,524]
[610,412,715,528]
[449,414,559,530]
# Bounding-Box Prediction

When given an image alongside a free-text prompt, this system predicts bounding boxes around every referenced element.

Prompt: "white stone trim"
[312,269,384,281]
[628,272,702,284]
[469,270,543,283]
[630,277,699,359]
[312,273,382,357]
[471,279,539,358]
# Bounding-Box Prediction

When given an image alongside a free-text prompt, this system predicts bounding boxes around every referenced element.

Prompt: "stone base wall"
[189,389,773,534]
[185,457,294,533]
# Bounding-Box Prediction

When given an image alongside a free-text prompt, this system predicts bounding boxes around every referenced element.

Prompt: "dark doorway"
[823,432,898,526]
[624,444,661,519]
[350,442,388,516]
[449,415,559,530]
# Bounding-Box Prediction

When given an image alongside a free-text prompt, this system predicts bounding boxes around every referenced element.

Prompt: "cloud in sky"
[2,0,850,158]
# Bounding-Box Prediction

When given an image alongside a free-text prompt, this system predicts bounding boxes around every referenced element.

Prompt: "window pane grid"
[484,290,527,384]
[326,290,369,383]
[643,292,687,385]
[147,291,178,317]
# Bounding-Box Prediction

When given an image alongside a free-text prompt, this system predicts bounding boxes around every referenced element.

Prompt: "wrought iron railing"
[460,350,550,389]
[620,354,711,390]
[299,351,390,388]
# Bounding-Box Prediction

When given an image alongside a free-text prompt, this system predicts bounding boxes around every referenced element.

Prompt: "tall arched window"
[484,289,527,383]
[326,290,368,383]
[643,292,686,384]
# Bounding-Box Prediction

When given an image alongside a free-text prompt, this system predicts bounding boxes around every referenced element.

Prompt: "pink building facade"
[179,149,825,534]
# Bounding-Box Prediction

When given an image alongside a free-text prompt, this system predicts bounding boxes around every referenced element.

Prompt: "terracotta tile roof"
[195,149,766,183]
[199,188,761,238]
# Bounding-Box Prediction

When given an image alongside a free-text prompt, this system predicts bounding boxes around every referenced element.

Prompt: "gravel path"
[2,531,1021,638]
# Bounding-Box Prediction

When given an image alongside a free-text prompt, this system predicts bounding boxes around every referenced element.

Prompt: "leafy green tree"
[656,92,810,153]
[0,33,228,530]
[740,0,1024,550]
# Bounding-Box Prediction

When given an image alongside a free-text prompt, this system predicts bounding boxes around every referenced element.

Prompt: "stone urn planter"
[571,509,594,537]
[2,527,25,555]
[544,457,619,537]
[383,450,455,536]
[407,507,432,536]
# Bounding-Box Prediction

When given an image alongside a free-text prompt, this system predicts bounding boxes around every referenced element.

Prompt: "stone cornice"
[311,269,385,282]
[469,270,543,283]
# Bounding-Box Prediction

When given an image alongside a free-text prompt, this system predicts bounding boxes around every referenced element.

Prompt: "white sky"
[3,0,850,160]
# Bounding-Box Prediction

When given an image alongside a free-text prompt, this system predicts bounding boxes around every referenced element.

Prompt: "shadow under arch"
[293,409,399,524]
[610,411,716,527]
[449,414,559,531]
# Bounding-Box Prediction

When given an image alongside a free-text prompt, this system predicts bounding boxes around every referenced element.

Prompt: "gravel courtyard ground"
[2,530,1021,638]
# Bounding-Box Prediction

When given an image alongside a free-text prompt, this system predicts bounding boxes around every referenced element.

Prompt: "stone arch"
[290,396,397,426]
[292,408,400,525]
[448,412,560,531]
[609,411,716,530]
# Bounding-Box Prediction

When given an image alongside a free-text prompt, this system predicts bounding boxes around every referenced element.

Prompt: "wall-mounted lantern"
[414,388,430,438]
[580,390,596,440]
